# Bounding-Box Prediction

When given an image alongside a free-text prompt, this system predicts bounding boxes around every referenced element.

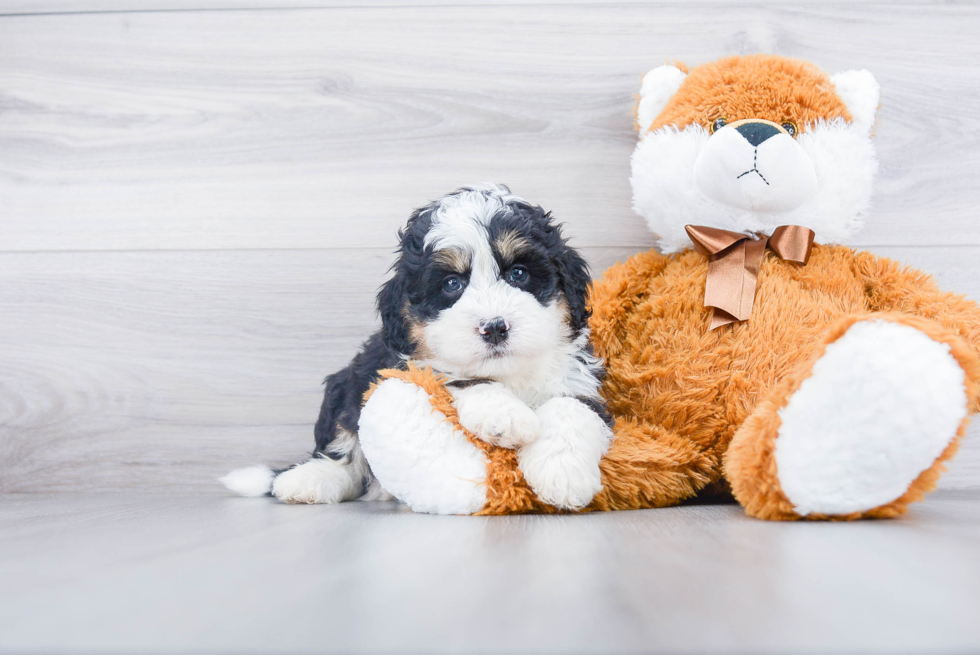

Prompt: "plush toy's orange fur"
[590,247,980,518]
[646,55,852,134]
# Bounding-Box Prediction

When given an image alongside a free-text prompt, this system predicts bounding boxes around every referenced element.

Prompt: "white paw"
[272,457,359,504]
[518,397,613,510]
[359,378,488,515]
[452,382,541,449]
[775,320,969,516]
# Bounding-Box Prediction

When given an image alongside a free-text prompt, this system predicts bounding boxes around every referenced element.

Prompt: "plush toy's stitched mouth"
[735,148,770,185]
[737,168,769,185]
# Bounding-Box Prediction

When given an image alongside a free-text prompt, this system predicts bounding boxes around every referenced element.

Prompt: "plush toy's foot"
[358,377,489,515]
[518,397,613,511]
[726,314,979,520]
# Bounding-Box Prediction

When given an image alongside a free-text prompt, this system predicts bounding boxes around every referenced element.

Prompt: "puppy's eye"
[442,276,464,294]
[507,266,529,284]
[709,118,727,134]
[782,121,798,138]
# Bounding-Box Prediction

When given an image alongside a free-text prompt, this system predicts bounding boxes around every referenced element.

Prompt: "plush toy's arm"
[854,251,980,348]
[854,250,980,407]
[358,366,492,515]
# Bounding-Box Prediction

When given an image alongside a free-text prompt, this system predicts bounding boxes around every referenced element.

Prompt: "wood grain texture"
[2,491,980,653]
[1,3,980,252]
[0,248,387,492]
[0,0,758,15]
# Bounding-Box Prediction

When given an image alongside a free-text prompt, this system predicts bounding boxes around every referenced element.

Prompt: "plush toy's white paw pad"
[359,378,488,515]
[518,397,612,511]
[453,383,541,449]
[272,457,358,504]
[775,320,968,516]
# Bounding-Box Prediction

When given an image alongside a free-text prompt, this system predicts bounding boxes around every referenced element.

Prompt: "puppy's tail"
[220,465,283,497]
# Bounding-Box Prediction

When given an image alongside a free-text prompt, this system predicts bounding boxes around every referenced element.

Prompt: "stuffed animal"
[359,54,980,519]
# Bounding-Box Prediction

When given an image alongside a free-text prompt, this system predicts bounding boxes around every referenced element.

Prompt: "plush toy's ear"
[636,64,688,133]
[830,69,880,136]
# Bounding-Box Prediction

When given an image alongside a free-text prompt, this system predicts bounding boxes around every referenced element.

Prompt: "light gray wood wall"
[2,2,979,493]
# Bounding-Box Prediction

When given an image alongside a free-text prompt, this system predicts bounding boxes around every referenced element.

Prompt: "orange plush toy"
[359,54,980,519]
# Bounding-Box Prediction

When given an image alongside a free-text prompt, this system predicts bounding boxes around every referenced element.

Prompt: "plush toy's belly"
[589,244,871,458]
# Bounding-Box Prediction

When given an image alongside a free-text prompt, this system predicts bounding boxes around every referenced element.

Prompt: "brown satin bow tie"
[685,224,815,330]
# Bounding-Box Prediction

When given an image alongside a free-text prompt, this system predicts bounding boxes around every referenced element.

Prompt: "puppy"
[222,183,613,509]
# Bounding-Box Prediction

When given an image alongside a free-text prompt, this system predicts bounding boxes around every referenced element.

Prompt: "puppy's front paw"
[474,404,542,449]
[452,383,541,449]
[271,457,358,504]
[518,397,612,510]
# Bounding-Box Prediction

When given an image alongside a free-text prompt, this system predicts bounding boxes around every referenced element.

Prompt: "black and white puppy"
[222,183,613,509]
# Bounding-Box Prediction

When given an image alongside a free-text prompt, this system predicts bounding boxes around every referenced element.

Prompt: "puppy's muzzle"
[479,317,509,345]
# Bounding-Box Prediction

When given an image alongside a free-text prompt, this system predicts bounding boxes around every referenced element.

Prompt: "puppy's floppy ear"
[376,268,412,354]
[553,239,592,334]
[376,207,430,355]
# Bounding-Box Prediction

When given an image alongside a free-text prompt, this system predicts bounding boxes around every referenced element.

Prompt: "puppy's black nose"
[735,121,781,147]
[479,317,509,345]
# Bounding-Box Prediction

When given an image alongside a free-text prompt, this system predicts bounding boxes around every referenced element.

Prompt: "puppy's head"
[378,183,591,379]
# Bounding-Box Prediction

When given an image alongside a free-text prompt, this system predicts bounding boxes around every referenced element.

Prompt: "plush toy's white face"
[693,118,818,213]
[630,56,881,253]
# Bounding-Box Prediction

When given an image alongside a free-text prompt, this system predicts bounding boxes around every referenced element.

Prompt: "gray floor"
[3,491,980,654]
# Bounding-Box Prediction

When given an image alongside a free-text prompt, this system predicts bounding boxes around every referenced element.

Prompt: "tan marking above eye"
[432,248,471,273]
[494,231,532,263]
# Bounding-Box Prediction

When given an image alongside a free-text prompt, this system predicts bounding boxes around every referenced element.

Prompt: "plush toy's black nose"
[736,121,781,147]
[479,317,509,345]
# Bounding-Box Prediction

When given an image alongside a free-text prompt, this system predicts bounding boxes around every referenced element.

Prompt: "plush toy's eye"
[507,266,529,284]
[782,121,798,138]
[442,276,464,294]
[709,118,727,134]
